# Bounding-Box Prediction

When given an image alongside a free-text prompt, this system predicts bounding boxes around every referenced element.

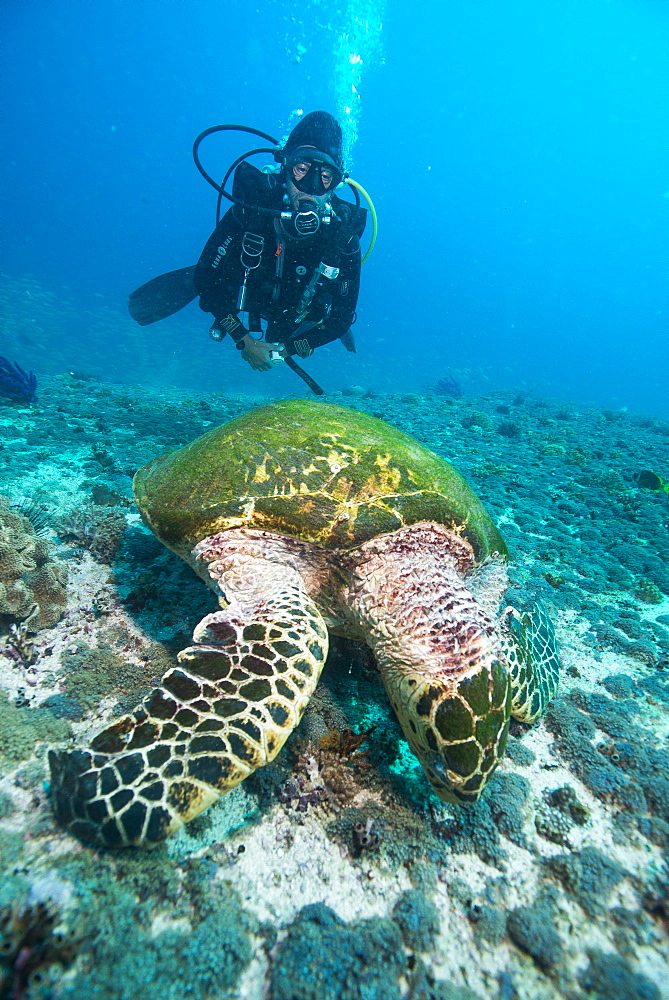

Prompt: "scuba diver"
[129,111,375,395]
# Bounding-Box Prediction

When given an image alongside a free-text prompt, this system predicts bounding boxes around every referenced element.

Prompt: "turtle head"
[340,521,513,804]
[387,655,513,804]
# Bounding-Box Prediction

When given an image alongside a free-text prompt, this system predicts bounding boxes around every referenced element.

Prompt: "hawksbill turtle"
[49,399,560,848]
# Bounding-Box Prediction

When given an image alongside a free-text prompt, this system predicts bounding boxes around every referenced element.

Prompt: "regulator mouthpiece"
[294,208,321,236]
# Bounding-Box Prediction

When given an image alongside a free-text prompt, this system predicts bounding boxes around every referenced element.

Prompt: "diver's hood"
[282,111,344,173]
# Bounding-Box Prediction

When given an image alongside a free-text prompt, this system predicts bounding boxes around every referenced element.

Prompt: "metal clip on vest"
[237,232,264,310]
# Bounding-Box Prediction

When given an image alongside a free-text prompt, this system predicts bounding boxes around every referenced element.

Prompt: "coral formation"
[0,691,71,764]
[545,687,669,840]
[392,889,440,952]
[57,902,251,1000]
[0,894,82,999]
[578,950,660,1000]
[352,817,382,854]
[468,904,506,946]
[57,640,155,714]
[290,732,380,812]
[434,374,462,398]
[0,848,254,1000]
[0,355,37,403]
[3,622,38,665]
[461,410,493,431]
[0,495,67,629]
[55,505,127,564]
[535,785,589,846]
[634,579,664,605]
[269,903,406,1000]
[506,897,563,972]
[444,773,531,868]
[545,847,626,918]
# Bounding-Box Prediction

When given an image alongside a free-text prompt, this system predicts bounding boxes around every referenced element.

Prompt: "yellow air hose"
[346,178,377,264]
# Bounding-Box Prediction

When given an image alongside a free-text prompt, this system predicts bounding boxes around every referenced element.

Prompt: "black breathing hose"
[192,124,279,191]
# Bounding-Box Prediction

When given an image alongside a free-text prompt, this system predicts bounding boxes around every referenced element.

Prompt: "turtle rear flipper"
[501,602,560,723]
[49,561,328,848]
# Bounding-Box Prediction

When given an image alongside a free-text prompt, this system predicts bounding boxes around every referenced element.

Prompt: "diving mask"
[284,146,342,196]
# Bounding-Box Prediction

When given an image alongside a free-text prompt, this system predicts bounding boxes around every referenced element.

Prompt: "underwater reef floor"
[1,376,668,1000]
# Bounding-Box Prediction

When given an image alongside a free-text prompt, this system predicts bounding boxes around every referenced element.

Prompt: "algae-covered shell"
[133,399,507,561]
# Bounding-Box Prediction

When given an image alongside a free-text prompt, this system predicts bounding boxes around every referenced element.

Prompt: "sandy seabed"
[1,375,668,1000]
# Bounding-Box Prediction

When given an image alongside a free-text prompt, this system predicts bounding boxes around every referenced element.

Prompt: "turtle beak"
[391,656,513,806]
[418,722,510,805]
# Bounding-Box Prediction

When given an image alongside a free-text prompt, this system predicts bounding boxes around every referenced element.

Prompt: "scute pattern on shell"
[133,399,507,561]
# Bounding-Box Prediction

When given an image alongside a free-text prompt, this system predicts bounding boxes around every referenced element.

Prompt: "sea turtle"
[49,399,560,848]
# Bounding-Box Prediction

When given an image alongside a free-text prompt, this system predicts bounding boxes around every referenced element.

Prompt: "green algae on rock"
[0,691,71,765]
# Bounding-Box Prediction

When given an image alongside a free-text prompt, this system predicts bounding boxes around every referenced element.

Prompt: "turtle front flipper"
[49,560,328,848]
[501,602,560,723]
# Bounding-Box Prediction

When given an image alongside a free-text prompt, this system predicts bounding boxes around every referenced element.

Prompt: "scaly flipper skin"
[501,603,561,723]
[339,523,513,803]
[48,558,328,848]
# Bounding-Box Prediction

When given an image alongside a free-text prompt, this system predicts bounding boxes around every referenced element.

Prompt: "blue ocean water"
[3,6,669,998]
[1,0,667,411]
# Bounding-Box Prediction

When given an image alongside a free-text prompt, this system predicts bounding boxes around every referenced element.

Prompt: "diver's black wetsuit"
[194,162,366,358]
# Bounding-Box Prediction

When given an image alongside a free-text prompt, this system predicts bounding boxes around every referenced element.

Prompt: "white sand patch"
[7,454,95,512]
[237,934,270,1000]
[218,805,413,926]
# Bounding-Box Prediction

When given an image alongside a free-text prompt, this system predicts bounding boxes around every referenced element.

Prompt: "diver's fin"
[339,328,356,353]
[128,265,198,325]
